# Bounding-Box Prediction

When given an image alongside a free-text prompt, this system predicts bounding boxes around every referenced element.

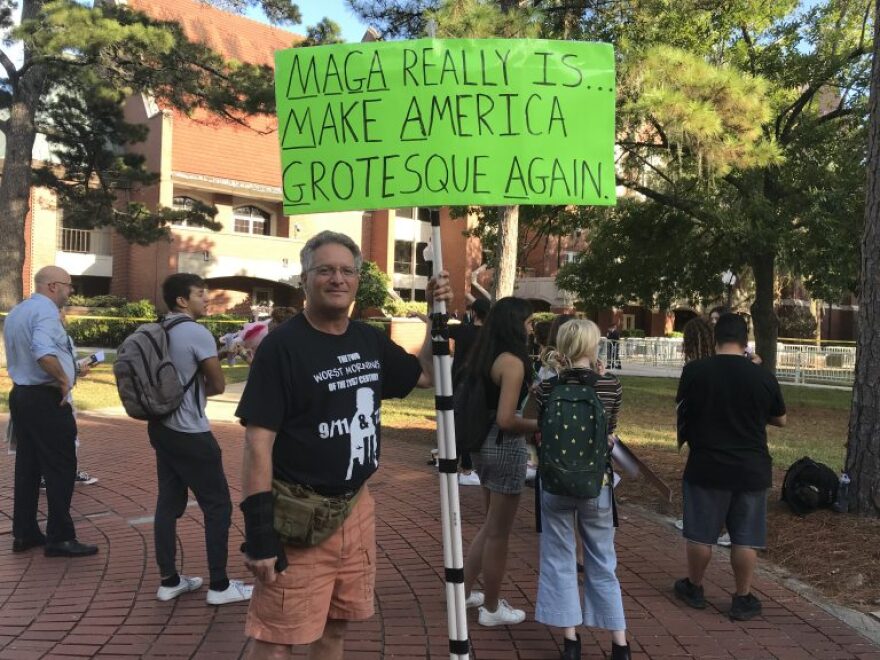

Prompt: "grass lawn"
[0,357,252,413]
[383,376,851,471]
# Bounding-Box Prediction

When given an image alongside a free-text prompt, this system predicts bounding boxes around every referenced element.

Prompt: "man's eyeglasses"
[307,265,360,279]
[49,281,75,292]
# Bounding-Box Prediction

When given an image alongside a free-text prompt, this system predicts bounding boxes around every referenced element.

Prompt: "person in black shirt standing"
[236,230,451,660]
[449,298,490,485]
[605,323,621,370]
[674,313,787,621]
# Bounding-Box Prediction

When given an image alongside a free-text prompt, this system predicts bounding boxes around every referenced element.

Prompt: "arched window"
[233,205,270,236]
[171,196,199,227]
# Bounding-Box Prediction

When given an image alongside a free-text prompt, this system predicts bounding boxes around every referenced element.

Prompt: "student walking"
[535,319,630,660]
[463,297,538,627]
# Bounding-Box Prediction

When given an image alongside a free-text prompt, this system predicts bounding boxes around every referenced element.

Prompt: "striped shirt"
[536,367,622,433]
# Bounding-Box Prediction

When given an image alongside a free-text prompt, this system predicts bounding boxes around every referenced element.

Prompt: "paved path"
[1,415,878,659]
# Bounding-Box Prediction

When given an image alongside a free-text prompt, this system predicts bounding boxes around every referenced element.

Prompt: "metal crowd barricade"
[598,337,854,386]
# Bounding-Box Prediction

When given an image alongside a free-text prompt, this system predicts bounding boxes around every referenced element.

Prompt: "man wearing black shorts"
[674,313,787,621]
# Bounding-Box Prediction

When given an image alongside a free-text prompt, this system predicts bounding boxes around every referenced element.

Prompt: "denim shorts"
[682,481,768,549]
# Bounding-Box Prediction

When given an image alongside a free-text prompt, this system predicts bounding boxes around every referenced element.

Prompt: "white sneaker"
[459,472,481,486]
[75,470,98,485]
[525,465,537,482]
[478,599,526,626]
[206,579,253,605]
[156,575,203,602]
[466,590,484,608]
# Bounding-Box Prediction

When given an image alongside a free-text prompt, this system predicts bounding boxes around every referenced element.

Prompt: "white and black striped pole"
[427,207,470,659]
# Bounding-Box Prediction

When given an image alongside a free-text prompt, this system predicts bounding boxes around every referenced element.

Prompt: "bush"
[356,261,392,313]
[200,314,250,341]
[364,320,390,333]
[531,311,557,324]
[385,299,428,317]
[777,304,818,340]
[66,317,141,348]
[665,331,684,338]
[621,329,645,338]
[68,294,128,308]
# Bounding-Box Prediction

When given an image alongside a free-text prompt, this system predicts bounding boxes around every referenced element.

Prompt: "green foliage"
[300,17,344,45]
[68,294,128,308]
[385,299,428,317]
[200,314,250,341]
[776,305,818,339]
[356,261,392,312]
[364,319,390,333]
[66,317,141,348]
[531,312,557,324]
[2,0,296,246]
[621,329,646,338]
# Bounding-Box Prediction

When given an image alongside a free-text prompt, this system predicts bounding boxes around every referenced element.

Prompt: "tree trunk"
[493,205,519,299]
[0,0,45,310]
[749,251,778,373]
[845,2,880,517]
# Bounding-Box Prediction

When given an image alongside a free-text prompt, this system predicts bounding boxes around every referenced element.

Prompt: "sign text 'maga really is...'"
[274,39,616,214]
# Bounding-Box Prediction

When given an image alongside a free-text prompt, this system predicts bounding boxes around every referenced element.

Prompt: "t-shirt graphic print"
[346,387,378,480]
[235,314,422,495]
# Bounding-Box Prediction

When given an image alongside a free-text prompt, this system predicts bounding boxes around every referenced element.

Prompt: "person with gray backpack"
[116,273,252,606]
[535,319,630,660]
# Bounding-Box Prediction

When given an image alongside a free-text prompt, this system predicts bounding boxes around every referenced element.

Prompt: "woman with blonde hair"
[535,319,630,660]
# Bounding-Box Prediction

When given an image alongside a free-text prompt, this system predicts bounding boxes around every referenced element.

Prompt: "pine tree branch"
[740,26,758,75]
[776,46,868,144]
[0,47,19,87]
[615,176,716,227]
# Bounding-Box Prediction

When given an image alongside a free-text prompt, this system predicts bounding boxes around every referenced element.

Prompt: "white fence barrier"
[598,337,855,386]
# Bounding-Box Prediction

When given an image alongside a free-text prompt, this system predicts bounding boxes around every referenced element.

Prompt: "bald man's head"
[34,266,74,308]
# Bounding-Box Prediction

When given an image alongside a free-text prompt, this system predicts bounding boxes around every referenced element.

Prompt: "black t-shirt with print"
[235,314,422,494]
[676,354,786,491]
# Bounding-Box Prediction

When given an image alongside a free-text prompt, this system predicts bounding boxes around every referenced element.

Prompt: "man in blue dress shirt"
[4,265,98,557]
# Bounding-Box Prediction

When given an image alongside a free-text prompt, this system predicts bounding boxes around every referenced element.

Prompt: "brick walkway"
[0,415,878,659]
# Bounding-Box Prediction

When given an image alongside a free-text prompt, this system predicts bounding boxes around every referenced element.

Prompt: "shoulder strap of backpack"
[161,316,200,395]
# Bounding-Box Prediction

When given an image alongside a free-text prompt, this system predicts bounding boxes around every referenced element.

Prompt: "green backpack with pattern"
[539,370,610,498]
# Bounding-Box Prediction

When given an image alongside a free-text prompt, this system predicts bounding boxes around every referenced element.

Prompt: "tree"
[845,0,880,517]
[0,0,341,310]
[553,0,870,371]
[355,260,392,314]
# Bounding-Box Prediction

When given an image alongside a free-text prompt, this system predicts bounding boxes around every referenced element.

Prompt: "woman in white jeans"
[535,319,630,660]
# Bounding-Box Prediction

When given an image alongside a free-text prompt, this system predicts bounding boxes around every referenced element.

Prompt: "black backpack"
[781,456,839,516]
[453,370,495,454]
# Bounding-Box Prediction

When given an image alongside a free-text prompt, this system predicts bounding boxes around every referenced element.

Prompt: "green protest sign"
[274,39,615,214]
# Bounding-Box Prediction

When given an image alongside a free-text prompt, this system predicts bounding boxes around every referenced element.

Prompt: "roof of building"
[127,0,301,188]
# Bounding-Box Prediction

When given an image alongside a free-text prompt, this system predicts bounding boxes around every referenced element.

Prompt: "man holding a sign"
[236,231,451,659]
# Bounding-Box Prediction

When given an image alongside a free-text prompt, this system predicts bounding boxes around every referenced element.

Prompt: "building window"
[394,240,413,275]
[622,314,636,331]
[563,250,579,265]
[234,205,270,236]
[252,286,273,306]
[171,196,199,227]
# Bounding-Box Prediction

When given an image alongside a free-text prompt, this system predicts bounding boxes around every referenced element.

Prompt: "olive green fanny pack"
[272,479,361,548]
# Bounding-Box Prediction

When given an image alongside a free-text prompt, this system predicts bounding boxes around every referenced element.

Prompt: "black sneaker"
[729,593,762,621]
[674,577,706,609]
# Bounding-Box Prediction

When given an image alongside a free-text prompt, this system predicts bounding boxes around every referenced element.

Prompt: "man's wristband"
[239,491,281,560]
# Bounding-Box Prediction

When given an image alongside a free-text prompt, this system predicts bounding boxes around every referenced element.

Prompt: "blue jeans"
[535,486,626,631]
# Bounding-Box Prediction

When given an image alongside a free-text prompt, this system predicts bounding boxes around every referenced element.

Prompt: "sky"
[245,0,370,42]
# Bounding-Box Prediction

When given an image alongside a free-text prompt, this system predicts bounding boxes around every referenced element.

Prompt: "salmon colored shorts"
[245,486,376,646]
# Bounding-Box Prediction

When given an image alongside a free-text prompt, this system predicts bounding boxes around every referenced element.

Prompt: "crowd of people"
[3,236,788,660]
